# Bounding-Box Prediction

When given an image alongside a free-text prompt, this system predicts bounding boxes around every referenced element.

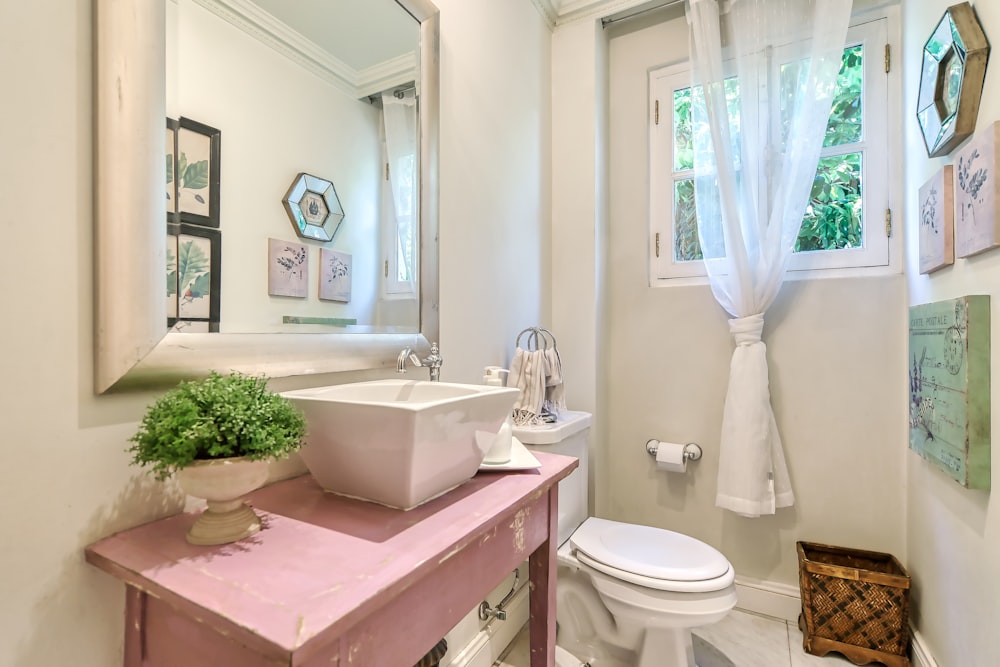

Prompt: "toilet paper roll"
[655,441,688,473]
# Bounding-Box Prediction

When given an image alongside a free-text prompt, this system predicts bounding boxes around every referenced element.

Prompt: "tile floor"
[496,610,854,667]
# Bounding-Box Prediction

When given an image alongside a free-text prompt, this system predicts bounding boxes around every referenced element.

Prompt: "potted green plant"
[128,371,306,545]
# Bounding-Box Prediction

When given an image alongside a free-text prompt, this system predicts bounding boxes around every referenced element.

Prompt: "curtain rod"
[601,0,685,27]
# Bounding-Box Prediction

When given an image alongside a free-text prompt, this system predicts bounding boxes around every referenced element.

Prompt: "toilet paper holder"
[645,439,702,462]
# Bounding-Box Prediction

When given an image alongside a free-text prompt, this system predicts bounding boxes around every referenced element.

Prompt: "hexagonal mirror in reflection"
[282,173,346,242]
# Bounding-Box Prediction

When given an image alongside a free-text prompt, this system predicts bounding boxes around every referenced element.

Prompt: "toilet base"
[639,627,696,667]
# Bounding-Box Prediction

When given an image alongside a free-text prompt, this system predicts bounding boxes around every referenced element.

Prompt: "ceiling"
[247,0,418,71]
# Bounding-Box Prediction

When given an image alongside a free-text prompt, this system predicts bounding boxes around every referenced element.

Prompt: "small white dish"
[479,437,542,471]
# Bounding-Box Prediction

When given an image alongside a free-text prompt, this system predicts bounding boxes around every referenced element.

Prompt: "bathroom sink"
[281,379,520,509]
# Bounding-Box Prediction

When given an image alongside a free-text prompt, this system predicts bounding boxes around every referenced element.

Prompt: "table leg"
[528,486,558,666]
[124,586,145,667]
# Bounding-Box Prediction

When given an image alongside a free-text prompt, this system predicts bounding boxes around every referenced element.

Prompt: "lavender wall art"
[268,238,309,298]
[918,165,954,274]
[954,121,1000,258]
[319,248,352,303]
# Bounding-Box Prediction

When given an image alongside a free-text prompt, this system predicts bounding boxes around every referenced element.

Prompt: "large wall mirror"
[96,0,439,393]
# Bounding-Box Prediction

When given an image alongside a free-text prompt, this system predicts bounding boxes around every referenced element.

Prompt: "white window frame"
[381,139,419,298]
[649,17,892,283]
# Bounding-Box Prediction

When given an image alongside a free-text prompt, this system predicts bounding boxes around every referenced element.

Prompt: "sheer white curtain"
[382,89,418,291]
[687,0,851,516]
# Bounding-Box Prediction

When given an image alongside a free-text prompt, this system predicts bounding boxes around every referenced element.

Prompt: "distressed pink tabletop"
[86,451,576,664]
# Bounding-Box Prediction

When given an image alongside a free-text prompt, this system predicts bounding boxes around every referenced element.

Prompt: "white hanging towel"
[543,347,566,419]
[715,315,794,517]
[509,348,547,426]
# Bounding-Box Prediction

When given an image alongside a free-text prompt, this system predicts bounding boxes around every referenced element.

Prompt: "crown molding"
[356,52,418,99]
[192,0,415,99]
[529,0,558,30]
[554,0,670,27]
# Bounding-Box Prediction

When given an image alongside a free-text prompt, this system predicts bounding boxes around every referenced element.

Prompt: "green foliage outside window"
[670,45,865,261]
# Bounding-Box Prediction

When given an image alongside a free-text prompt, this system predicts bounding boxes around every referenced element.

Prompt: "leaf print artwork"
[954,122,1000,258]
[275,245,308,280]
[957,149,987,228]
[166,244,177,297]
[918,166,954,274]
[268,238,309,298]
[177,235,212,319]
[176,120,218,221]
[320,248,352,302]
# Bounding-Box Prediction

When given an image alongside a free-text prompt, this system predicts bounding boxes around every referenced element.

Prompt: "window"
[381,141,418,296]
[649,18,889,281]
[380,89,419,298]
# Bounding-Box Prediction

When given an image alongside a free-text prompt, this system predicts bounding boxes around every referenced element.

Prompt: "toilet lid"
[570,517,731,582]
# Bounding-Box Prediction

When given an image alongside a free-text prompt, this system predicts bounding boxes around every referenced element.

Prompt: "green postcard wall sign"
[908,295,990,490]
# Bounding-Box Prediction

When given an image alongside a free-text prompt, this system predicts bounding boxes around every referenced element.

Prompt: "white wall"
[586,7,909,589]
[0,0,550,664]
[437,0,552,380]
[902,2,1000,665]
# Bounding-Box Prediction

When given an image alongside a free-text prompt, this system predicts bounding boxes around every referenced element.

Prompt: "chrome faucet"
[397,342,443,381]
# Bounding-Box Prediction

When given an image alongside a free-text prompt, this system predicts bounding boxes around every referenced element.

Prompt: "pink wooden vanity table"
[86,451,577,666]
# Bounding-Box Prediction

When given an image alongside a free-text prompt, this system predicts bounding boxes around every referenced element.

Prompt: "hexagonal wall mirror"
[917,2,990,158]
[282,173,345,242]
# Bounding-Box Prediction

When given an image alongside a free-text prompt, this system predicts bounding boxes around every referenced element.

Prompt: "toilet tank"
[513,411,591,545]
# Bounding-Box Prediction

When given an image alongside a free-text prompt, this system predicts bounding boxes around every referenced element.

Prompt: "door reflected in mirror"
[167,0,420,334]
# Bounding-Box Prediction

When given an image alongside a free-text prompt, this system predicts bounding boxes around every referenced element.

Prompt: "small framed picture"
[176,117,221,228]
[169,223,221,332]
[954,121,1000,258]
[320,248,352,302]
[166,117,178,221]
[918,165,954,274]
[268,238,309,298]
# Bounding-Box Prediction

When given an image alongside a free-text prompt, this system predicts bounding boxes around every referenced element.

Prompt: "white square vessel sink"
[281,379,520,509]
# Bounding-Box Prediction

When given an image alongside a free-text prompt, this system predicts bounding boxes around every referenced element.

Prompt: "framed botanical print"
[168,223,221,331]
[918,165,954,273]
[319,248,352,302]
[954,121,1000,258]
[268,238,309,298]
[176,117,221,228]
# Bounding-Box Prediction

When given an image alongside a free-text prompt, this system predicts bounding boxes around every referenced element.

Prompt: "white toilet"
[514,412,737,667]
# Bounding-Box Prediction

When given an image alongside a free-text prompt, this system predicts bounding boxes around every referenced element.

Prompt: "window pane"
[780,45,863,148]
[674,88,693,171]
[796,152,863,252]
[674,178,701,261]
[825,45,863,147]
[674,79,741,172]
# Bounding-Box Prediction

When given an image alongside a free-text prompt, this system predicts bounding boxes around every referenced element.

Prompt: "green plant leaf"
[167,270,177,296]
[166,154,174,184]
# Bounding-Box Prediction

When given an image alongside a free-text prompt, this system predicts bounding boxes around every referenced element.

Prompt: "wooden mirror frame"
[917,2,990,158]
[94,0,439,393]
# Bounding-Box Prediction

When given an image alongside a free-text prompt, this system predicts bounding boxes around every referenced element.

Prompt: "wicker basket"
[797,541,911,667]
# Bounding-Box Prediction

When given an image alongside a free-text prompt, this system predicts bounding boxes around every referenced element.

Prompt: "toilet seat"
[570,517,735,593]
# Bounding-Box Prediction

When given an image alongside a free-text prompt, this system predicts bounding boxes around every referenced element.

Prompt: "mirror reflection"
[167,0,421,334]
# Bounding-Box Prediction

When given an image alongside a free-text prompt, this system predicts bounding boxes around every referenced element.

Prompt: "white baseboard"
[910,628,938,667]
[443,582,529,667]
[734,576,939,667]
[734,576,801,622]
